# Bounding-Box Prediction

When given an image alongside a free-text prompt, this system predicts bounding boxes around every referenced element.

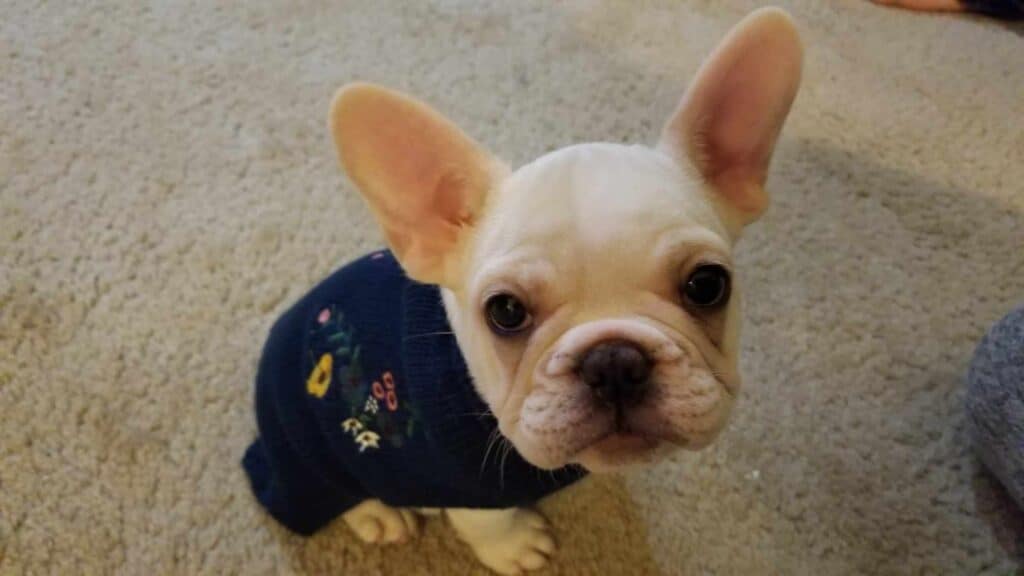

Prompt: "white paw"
[456,509,555,575]
[342,499,420,544]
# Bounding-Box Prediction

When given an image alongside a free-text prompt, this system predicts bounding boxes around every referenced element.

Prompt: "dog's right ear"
[330,83,505,286]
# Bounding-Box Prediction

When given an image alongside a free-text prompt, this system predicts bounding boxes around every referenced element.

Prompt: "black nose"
[579,340,652,406]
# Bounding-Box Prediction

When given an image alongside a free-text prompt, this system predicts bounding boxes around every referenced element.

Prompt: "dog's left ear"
[659,7,803,230]
[330,83,504,285]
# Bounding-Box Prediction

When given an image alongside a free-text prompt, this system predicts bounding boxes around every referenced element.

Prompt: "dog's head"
[329,8,802,472]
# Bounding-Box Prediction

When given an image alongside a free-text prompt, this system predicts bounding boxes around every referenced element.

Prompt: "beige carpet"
[3,1,1023,574]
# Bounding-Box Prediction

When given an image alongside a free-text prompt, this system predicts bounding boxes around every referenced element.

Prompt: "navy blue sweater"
[242,251,585,535]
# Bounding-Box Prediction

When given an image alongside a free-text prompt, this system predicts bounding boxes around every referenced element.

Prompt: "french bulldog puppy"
[242,7,802,574]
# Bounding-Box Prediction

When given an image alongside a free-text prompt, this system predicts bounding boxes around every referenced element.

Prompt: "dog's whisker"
[401,330,456,342]
[498,437,513,492]
[480,427,503,478]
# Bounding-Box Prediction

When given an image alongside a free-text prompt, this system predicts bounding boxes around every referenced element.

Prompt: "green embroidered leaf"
[343,387,363,407]
[348,348,363,382]
[406,404,422,420]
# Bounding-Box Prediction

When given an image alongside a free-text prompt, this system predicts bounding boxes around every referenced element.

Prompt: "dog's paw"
[342,499,420,544]
[450,508,555,575]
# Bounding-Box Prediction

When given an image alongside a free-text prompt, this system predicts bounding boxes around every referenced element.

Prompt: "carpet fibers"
[2,1,1023,574]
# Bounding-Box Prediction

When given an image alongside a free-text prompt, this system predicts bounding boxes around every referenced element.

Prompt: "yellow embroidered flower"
[306,353,332,398]
[341,418,364,434]
[354,430,381,452]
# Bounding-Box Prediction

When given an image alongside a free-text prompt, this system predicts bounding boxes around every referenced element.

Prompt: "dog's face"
[331,9,802,472]
[445,143,742,471]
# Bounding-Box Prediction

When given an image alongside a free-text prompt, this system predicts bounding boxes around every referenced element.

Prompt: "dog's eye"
[682,264,730,308]
[484,293,532,335]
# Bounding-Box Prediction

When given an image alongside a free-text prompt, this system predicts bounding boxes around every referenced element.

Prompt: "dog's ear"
[659,8,802,228]
[330,83,504,285]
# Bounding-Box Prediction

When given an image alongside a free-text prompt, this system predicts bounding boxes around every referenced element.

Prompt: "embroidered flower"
[363,396,379,415]
[317,308,331,325]
[371,380,385,399]
[306,353,332,398]
[341,418,364,434]
[381,371,398,411]
[354,430,381,452]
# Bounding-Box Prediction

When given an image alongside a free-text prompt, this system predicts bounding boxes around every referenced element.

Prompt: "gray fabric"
[967,306,1024,510]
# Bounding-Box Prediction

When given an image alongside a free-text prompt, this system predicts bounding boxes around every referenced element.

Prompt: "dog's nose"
[579,340,652,406]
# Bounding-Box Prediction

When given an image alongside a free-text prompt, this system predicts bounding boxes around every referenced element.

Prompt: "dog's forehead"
[475,143,726,265]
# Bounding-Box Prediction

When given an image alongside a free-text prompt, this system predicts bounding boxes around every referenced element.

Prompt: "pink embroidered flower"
[317,308,331,325]
[381,372,398,411]
[371,381,385,400]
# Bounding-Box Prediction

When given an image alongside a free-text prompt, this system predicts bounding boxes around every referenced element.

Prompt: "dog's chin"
[507,422,675,472]
[573,432,668,473]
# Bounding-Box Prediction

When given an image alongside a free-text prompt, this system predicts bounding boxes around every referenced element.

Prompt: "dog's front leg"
[342,499,420,544]
[446,507,555,575]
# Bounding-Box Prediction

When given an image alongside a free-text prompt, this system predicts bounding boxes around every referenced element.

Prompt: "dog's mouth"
[515,367,732,471]
[513,393,677,471]
[588,401,668,449]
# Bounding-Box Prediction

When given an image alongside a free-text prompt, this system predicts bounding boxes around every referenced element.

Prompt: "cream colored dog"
[330,8,801,574]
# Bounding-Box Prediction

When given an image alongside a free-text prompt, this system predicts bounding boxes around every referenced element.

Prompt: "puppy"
[242,7,802,574]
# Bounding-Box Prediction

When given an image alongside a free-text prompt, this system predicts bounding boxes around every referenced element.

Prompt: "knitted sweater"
[242,251,585,535]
